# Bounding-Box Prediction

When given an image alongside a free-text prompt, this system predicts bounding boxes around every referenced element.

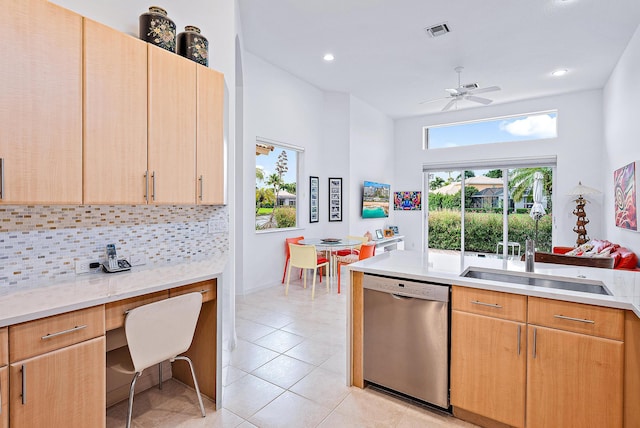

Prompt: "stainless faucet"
[525,238,535,272]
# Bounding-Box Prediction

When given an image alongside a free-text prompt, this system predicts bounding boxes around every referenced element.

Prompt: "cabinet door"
[0,1,82,204]
[10,337,105,428]
[196,66,225,205]
[0,366,7,428]
[148,45,196,204]
[527,326,623,428]
[451,311,526,428]
[83,19,148,204]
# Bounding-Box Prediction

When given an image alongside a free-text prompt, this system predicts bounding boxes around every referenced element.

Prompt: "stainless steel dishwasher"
[363,273,450,409]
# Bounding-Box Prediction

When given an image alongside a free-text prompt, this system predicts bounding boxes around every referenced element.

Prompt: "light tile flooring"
[106,272,478,427]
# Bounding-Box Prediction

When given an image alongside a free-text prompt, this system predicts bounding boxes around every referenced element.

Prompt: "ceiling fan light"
[551,69,568,76]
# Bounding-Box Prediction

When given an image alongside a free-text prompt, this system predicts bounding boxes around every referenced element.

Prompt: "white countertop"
[0,256,227,327]
[348,250,640,317]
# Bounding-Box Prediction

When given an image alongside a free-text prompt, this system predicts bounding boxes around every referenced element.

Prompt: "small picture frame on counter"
[375,229,384,240]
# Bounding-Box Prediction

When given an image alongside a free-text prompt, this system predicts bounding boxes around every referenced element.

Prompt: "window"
[255,138,301,231]
[423,111,557,150]
[425,157,555,258]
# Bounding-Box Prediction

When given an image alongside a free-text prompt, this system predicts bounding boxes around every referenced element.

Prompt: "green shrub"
[275,207,296,228]
[428,210,552,253]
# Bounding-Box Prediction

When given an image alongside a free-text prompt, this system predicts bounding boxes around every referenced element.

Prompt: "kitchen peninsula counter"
[348,250,640,316]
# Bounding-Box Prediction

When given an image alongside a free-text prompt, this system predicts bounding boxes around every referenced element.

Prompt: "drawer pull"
[517,324,521,356]
[21,364,26,405]
[532,327,537,359]
[553,314,595,324]
[471,300,502,309]
[200,289,208,294]
[41,324,87,340]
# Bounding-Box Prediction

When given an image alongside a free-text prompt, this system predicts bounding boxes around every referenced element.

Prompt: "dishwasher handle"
[391,293,414,300]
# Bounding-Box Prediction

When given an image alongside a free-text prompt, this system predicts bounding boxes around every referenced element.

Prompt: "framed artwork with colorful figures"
[394,191,422,210]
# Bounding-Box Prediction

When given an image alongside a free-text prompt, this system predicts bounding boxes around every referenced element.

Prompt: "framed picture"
[375,229,384,239]
[614,161,638,231]
[309,176,319,223]
[394,191,422,210]
[389,225,399,235]
[329,177,342,222]
[384,229,394,238]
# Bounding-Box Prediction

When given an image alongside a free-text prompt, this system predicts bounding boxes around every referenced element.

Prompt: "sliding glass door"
[425,162,554,259]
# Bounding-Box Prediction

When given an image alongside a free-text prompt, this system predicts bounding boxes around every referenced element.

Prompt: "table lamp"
[567,181,601,246]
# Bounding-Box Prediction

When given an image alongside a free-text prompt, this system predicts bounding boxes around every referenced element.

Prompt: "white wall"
[394,90,605,251]
[349,96,396,236]
[603,24,640,253]
[240,53,395,294]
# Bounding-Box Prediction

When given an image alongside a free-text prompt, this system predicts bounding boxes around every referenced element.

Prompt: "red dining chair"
[336,242,376,293]
[335,235,369,257]
[281,236,327,283]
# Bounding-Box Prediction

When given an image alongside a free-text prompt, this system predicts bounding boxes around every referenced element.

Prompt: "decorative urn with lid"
[139,6,176,52]
[177,26,209,66]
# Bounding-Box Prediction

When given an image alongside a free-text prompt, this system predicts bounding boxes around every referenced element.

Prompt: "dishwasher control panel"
[363,274,450,302]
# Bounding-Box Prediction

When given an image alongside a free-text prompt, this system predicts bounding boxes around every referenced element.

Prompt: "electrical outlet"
[75,259,100,274]
[130,253,147,266]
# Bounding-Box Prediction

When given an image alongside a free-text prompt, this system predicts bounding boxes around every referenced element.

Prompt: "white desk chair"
[106,292,206,428]
[286,243,329,299]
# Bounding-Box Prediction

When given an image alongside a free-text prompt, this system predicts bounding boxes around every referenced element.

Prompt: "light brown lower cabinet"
[9,337,106,428]
[526,325,623,428]
[451,311,526,428]
[1,366,7,428]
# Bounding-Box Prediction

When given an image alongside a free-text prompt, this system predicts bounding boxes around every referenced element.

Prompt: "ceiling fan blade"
[442,99,457,111]
[465,95,493,105]
[419,96,448,105]
[469,86,501,95]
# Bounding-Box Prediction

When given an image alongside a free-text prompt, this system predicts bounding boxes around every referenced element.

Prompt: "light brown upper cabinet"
[148,45,197,204]
[0,1,82,204]
[196,67,225,205]
[83,19,148,204]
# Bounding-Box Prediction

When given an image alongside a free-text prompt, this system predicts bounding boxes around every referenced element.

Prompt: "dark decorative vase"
[177,26,209,66]
[139,6,176,52]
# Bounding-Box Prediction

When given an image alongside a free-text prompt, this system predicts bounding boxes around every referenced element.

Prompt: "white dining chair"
[286,243,329,299]
[106,292,206,428]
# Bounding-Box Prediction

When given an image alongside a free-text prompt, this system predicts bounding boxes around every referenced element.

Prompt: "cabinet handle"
[199,175,204,201]
[0,157,4,200]
[41,324,87,340]
[21,364,26,405]
[200,289,208,294]
[553,314,595,324]
[151,171,156,201]
[471,300,502,309]
[517,324,521,356]
[144,171,149,202]
[532,327,537,359]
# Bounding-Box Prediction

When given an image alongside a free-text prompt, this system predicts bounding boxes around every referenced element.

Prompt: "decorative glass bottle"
[177,26,209,66]
[139,6,176,52]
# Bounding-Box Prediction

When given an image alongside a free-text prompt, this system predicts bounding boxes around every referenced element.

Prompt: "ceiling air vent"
[424,22,450,38]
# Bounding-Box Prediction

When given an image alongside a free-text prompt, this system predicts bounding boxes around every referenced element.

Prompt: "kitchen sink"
[461,267,611,296]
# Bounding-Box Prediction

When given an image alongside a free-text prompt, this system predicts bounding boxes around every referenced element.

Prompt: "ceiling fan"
[419,66,501,111]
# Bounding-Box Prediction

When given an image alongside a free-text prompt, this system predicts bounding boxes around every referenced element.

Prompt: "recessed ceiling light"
[552,69,568,76]
[323,53,334,62]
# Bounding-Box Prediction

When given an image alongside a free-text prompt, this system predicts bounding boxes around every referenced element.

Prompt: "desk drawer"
[170,279,216,303]
[0,327,7,366]
[453,286,527,322]
[105,291,168,331]
[9,305,105,362]
[528,297,624,340]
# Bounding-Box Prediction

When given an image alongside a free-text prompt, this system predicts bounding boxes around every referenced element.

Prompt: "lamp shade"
[567,181,600,197]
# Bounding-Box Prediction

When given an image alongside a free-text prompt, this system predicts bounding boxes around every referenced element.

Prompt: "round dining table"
[298,238,363,278]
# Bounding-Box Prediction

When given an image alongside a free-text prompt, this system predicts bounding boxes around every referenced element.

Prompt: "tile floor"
[106,272,478,427]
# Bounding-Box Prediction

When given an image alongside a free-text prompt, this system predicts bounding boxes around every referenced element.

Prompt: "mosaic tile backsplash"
[0,205,229,286]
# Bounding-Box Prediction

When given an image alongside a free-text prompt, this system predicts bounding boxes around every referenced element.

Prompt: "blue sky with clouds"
[256,147,297,187]
[428,112,557,149]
